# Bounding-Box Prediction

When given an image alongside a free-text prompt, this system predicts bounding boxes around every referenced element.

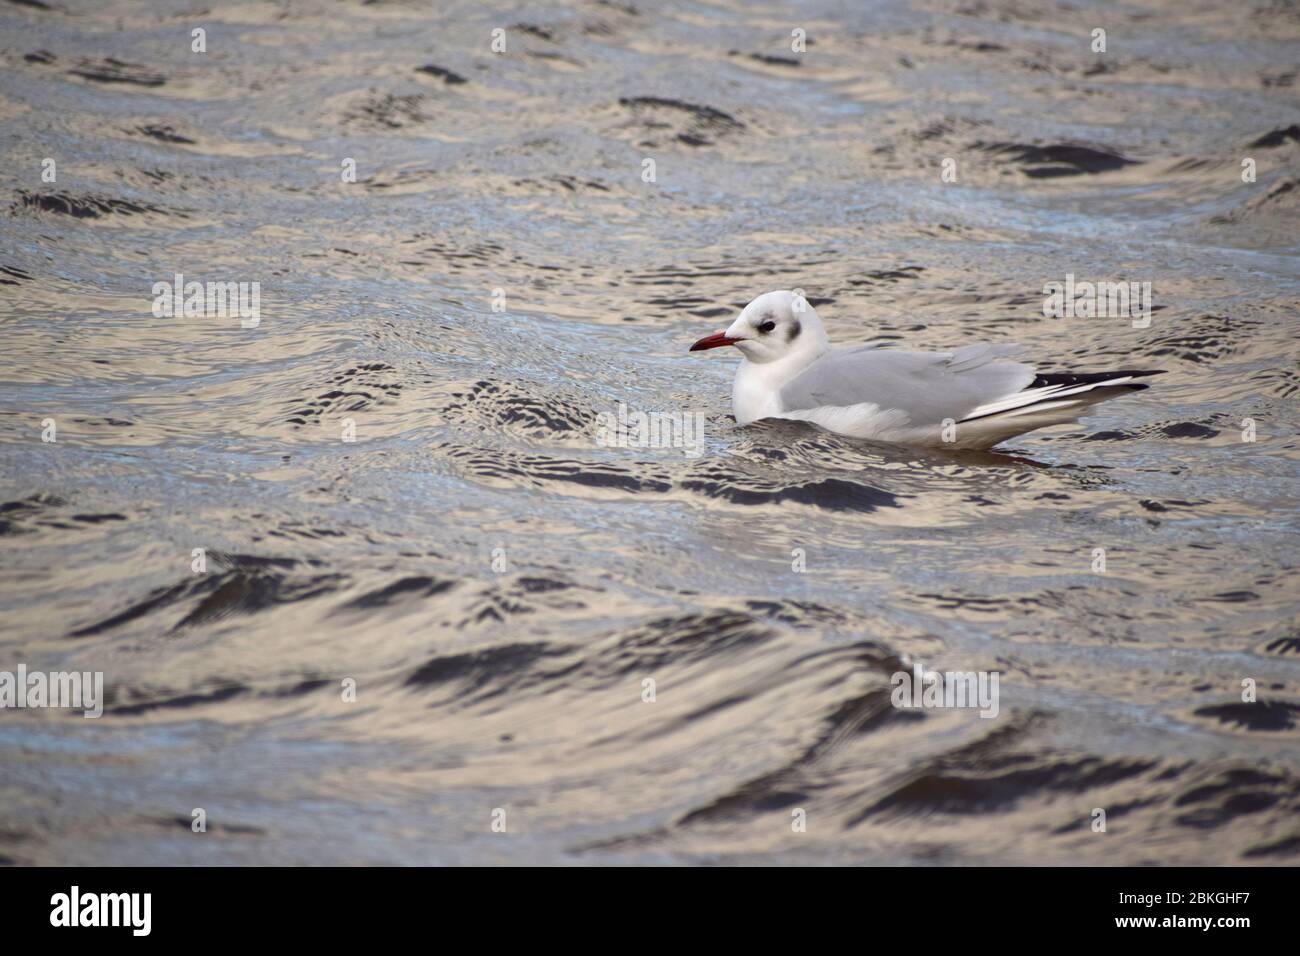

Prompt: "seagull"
[689,290,1163,450]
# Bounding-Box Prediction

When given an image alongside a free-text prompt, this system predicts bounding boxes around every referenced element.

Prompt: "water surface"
[1,0,1298,865]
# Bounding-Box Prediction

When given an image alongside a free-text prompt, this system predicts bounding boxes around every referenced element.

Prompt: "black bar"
[1,866,1287,941]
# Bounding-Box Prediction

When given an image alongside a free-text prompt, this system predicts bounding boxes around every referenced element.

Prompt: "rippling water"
[1,0,1298,865]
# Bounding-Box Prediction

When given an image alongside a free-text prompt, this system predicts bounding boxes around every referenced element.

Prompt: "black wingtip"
[1029,369,1166,389]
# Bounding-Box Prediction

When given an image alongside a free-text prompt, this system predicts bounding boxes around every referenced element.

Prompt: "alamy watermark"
[50,886,150,936]
[891,663,1000,718]
[595,401,705,457]
[0,664,103,718]
[1043,274,1151,328]
[152,273,260,328]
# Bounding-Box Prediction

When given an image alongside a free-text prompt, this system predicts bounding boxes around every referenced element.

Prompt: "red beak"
[689,331,740,352]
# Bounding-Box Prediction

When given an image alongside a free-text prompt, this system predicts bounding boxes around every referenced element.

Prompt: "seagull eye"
[757,320,776,334]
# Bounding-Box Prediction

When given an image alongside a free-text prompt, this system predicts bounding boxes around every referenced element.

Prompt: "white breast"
[731,360,788,424]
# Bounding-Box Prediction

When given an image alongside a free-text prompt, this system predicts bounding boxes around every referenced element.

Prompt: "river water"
[1,0,1298,865]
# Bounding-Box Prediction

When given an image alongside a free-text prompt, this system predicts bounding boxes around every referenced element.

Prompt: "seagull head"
[690,290,829,365]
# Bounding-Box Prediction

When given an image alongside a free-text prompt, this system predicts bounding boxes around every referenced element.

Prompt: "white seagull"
[690,290,1162,451]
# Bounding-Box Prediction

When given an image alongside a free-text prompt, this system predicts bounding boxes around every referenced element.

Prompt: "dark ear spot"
[787,320,801,342]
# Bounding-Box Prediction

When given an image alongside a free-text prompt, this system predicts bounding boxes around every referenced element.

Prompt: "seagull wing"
[778,344,1037,426]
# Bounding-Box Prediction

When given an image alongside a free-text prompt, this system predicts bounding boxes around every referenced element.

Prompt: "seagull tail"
[952,369,1165,448]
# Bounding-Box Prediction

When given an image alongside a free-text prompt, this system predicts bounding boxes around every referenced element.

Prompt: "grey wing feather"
[778,344,1037,425]
[944,343,1023,373]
